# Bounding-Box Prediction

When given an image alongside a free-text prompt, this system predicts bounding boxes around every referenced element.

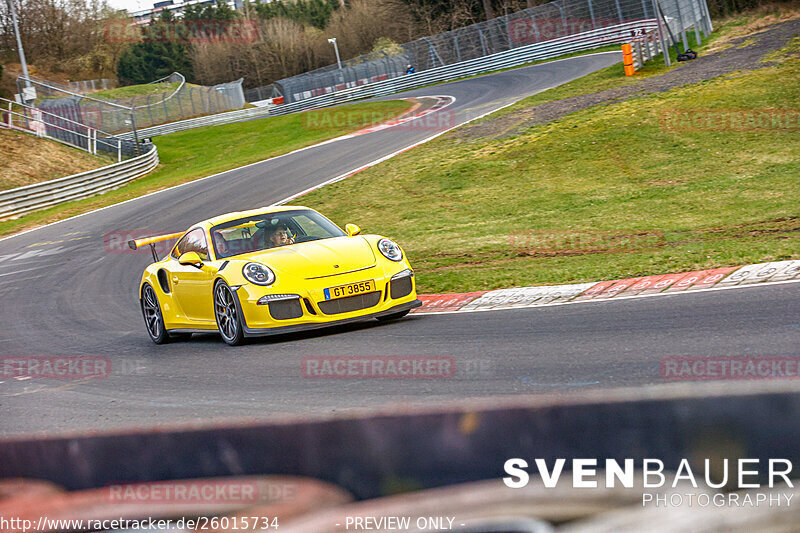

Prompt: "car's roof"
[201,205,313,227]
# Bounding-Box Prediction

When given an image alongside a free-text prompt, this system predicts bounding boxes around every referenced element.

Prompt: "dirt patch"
[0,129,108,190]
[457,18,800,141]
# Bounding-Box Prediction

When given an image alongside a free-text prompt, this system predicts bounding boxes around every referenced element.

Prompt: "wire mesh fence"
[16,72,246,137]
[23,75,117,95]
[255,0,709,104]
[1,97,150,161]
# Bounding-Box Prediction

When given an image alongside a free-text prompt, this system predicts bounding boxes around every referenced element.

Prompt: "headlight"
[377,238,403,261]
[242,262,275,286]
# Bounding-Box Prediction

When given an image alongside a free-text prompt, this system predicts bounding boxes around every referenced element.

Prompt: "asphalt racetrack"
[1,52,798,437]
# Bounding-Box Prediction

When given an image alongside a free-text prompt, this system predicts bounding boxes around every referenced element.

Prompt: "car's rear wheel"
[376,309,410,322]
[214,281,245,346]
[141,283,170,344]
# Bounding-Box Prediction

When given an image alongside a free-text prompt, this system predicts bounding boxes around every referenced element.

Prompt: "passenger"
[213,234,229,257]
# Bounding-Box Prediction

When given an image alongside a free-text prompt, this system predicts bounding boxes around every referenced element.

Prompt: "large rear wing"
[128,232,184,262]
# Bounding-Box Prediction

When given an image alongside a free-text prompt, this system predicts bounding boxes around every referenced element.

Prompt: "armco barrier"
[268,21,656,117]
[0,145,158,220]
[120,21,654,139]
[117,105,274,139]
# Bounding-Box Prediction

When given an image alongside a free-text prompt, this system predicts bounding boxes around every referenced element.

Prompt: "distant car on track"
[130,206,421,345]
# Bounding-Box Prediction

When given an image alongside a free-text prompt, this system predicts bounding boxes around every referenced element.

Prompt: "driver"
[268,225,295,247]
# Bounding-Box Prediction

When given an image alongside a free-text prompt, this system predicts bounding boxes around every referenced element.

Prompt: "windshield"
[210,209,346,259]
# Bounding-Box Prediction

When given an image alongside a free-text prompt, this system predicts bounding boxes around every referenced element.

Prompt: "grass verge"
[0,129,112,190]
[298,30,800,293]
[0,99,412,237]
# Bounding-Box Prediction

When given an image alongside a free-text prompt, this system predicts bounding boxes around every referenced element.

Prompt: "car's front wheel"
[214,281,245,346]
[141,283,170,344]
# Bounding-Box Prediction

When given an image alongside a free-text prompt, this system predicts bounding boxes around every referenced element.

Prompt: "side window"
[171,228,209,261]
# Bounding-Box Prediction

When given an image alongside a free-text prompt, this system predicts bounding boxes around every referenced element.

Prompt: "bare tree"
[0,0,126,79]
[482,0,494,19]
[326,0,415,57]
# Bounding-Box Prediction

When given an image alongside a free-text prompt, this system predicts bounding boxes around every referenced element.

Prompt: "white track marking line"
[0,264,53,278]
[416,277,800,315]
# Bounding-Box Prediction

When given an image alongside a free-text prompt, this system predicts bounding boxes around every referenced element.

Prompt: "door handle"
[172,275,179,284]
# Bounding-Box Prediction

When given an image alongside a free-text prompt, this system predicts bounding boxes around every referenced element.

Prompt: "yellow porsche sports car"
[129,206,421,345]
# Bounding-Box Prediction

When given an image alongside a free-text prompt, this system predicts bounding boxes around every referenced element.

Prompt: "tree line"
[1,0,793,94]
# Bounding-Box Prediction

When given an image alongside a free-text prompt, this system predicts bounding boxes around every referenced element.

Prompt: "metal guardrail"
[2,97,142,161]
[117,21,655,139]
[117,104,274,139]
[269,20,657,116]
[3,21,661,219]
[0,145,158,220]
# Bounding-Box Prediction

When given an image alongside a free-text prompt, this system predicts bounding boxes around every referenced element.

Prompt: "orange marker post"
[622,43,636,76]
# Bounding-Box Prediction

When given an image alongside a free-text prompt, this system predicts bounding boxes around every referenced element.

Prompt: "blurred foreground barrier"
[277,476,708,532]
[1,382,799,501]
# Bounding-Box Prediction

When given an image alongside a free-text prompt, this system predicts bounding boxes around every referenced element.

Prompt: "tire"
[141,283,170,344]
[214,281,246,346]
[376,309,410,322]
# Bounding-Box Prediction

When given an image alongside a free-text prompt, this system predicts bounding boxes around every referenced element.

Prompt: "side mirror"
[345,224,361,237]
[178,251,203,267]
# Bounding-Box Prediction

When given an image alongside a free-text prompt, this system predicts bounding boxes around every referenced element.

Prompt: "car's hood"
[244,236,377,279]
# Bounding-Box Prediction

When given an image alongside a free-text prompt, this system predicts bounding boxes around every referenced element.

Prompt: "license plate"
[324,280,376,300]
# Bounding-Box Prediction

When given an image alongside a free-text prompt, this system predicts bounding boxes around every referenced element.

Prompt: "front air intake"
[268,298,303,320]
[318,292,381,315]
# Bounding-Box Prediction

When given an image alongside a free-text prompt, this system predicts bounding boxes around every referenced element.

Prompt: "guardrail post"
[700,0,713,33]
[688,0,703,42]
[117,139,122,162]
[587,0,597,29]
[478,28,488,56]
[674,0,689,50]
[529,14,541,42]
[653,0,671,66]
[130,111,140,154]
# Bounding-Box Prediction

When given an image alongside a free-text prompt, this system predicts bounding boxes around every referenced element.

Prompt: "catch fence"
[251,0,710,104]
[16,72,246,136]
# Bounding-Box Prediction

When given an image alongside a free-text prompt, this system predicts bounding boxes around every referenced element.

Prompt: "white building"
[130,0,245,24]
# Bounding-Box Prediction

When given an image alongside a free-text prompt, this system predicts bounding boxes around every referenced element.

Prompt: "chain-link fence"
[243,84,281,104]
[17,72,246,137]
[23,75,117,95]
[256,0,709,105]
[2,97,149,160]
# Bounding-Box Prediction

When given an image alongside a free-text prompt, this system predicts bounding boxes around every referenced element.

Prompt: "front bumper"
[232,264,419,337]
[241,299,421,337]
